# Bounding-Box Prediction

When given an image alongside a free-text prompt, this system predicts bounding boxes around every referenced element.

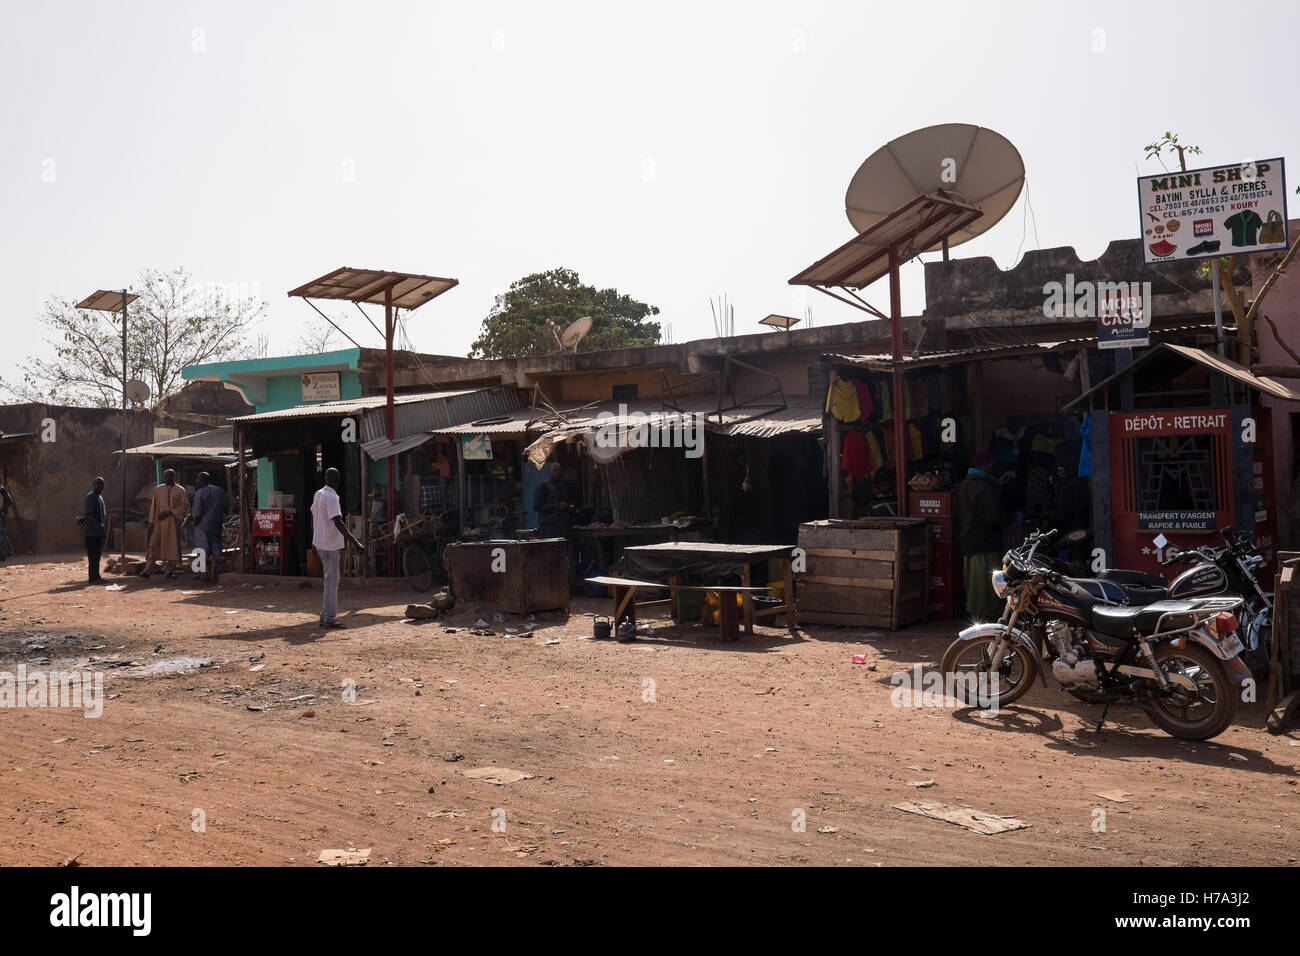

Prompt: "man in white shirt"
[311,467,365,628]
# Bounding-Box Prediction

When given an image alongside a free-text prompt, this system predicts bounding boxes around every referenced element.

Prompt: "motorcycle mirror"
[1153,534,1169,549]
[1066,529,1087,543]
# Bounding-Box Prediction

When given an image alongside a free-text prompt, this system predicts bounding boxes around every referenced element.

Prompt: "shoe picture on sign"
[1186,239,1221,256]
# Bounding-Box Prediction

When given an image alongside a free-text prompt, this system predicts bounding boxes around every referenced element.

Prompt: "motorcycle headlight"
[991,570,1010,598]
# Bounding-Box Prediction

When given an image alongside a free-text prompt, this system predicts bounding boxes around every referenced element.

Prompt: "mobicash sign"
[1137,157,1289,264]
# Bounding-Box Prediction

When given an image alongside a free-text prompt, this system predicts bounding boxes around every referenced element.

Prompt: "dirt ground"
[0,555,1296,867]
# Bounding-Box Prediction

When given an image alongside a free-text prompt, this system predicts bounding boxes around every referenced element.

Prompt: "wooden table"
[621,542,797,634]
[583,575,767,642]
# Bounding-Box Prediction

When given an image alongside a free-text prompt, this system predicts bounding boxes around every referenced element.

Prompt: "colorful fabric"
[1078,413,1093,477]
[829,378,861,422]
[853,379,875,420]
[908,423,925,461]
[841,430,873,478]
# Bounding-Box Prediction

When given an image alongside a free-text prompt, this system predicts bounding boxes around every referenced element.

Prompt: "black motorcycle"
[1044,528,1273,676]
[941,529,1252,740]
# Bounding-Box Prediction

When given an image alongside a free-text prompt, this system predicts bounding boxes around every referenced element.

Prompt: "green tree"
[1,266,264,408]
[469,267,661,359]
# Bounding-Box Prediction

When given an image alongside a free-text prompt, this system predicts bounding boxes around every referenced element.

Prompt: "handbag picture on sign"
[1259,210,1286,244]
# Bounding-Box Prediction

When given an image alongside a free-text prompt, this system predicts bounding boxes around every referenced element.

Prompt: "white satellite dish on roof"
[125,379,150,405]
[551,315,593,351]
[845,123,1025,249]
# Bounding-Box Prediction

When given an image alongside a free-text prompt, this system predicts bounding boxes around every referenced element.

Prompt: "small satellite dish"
[759,314,801,331]
[845,123,1025,249]
[125,379,150,404]
[558,316,593,350]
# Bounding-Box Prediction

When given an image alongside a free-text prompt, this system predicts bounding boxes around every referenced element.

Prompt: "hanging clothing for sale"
[828,377,861,422]
[853,379,876,420]
[881,425,898,464]
[907,423,925,461]
[865,431,885,474]
[1078,414,1093,477]
[877,380,892,421]
[841,430,872,478]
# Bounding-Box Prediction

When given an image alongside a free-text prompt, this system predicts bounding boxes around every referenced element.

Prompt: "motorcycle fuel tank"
[1168,563,1229,598]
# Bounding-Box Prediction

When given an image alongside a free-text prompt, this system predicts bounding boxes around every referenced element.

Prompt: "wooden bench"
[583,575,769,642]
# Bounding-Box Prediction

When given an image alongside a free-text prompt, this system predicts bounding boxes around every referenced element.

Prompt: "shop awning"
[359,387,523,459]
[1065,343,1300,410]
[229,389,485,424]
[122,426,236,459]
[228,387,525,459]
[828,324,1221,373]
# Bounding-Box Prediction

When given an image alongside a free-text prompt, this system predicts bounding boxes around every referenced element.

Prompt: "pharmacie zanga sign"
[1137,157,1288,265]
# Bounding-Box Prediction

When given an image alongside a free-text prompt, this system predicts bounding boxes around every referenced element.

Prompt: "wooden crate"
[795,518,929,629]
[446,539,570,616]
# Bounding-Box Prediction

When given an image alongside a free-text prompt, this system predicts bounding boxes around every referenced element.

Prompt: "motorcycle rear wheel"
[1144,642,1238,740]
[940,635,1038,707]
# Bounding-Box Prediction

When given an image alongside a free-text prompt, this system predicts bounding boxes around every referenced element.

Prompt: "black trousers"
[85,535,103,582]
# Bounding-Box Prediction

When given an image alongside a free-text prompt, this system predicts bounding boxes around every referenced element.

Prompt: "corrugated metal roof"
[430,396,823,440]
[359,386,523,459]
[827,324,1218,371]
[230,388,487,423]
[1065,343,1300,409]
[122,426,235,457]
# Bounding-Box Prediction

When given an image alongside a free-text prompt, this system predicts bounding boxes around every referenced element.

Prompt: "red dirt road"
[0,559,1296,866]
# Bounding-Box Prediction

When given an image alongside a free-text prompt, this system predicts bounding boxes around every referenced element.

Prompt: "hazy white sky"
[2,0,1297,382]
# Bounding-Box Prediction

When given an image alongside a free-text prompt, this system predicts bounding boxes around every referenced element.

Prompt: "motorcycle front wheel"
[1144,642,1238,740]
[940,635,1038,707]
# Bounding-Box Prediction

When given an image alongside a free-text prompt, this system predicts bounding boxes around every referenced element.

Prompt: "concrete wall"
[1253,218,1300,546]
[0,405,156,554]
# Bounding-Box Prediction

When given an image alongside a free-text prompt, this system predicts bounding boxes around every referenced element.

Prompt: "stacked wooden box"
[909,491,962,621]
[795,518,929,629]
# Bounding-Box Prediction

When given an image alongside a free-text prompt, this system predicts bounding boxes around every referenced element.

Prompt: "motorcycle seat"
[1098,568,1169,588]
[1090,600,1207,638]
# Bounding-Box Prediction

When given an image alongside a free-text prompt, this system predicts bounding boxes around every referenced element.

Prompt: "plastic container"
[676,589,706,622]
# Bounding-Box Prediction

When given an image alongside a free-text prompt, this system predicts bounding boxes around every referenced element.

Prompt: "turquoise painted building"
[183,349,366,507]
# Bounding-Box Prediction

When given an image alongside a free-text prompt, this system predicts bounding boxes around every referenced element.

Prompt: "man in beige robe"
[140,469,189,578]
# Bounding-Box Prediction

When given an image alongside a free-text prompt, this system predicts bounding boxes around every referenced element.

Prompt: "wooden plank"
[797,609,894,628]
[803,555,893,578]
[799,573,894,590]
[804,547,894,561]
[797,582,894,615]
[798,525,898,552]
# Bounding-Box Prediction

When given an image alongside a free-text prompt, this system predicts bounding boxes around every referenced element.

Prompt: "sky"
[2,0,1298,384]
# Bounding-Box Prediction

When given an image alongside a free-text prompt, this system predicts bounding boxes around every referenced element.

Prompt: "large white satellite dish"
[845,123,1025,249]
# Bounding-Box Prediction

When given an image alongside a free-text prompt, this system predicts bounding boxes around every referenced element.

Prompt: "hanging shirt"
[1078,413,1093,477]
[853,379,875,420]
[828,378,861,422]
[841,431,872,478]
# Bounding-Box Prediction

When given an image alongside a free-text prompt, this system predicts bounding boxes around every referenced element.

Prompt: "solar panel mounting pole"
[120,291,129,565]
[889,247,908,517]
[385,284,396,575]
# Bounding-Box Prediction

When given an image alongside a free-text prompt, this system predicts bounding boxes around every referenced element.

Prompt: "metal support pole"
[1212,259,1225,358]
[236,424,247,575]
[384,285,396,575]
[889,247,908,517]
[120,291,128,564]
